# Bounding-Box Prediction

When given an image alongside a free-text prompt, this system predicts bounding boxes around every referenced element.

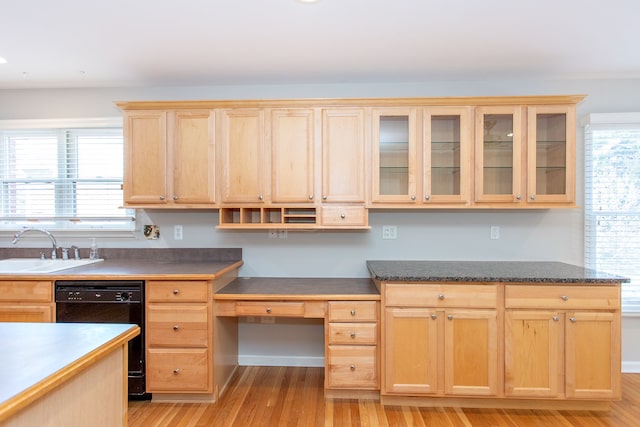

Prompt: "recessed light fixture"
[0,56,7,64]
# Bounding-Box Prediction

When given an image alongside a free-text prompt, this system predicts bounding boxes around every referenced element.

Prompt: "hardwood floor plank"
[128,369,640,427]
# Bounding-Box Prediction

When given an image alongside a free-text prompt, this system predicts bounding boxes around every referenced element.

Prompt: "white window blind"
[0,119,134,231]
[584,113,640,312]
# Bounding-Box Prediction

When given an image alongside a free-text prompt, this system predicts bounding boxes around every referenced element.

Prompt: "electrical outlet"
[382,225,397,240]
[278,230,288,239]
[268,230,278,239]
[490,226,500,240]
[174,225,183,240]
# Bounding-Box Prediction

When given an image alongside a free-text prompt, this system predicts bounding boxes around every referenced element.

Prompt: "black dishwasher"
[55,280,150,400]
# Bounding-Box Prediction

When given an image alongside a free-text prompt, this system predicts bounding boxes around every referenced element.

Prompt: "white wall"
[1,78,638,370]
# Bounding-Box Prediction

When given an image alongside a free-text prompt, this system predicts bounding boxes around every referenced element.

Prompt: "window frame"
[0,117,136,235]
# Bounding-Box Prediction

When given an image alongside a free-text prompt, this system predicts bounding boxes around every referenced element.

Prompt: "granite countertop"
[367,260,630,284]
[0,322,139,422]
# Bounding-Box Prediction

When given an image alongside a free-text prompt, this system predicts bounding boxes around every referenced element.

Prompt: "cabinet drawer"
[235,301,305,317]
[147,348,209,392]
[320,206,368,227]
[505,285,620,309]
[326,345,377,389]
[147,280,209,302]
[147,305,209,347]
[328,322,377,345]
[385,283,497,308]
[0,281,52,302]
[328,301,378,322]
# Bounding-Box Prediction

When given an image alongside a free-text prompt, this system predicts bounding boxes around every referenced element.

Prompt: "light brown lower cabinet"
[0,280,54,322]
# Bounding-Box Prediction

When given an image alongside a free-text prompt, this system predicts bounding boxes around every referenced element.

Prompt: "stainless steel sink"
[0,258,104,273]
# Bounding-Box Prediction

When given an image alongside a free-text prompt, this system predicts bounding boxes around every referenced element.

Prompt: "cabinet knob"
[309,195,313,200]
[266,307,272,314]
[552,315,559,322]
[350,309,356,316]
[431,314,437,320]
[350,365,356,371]
[425,195,430,201]
[411,195,416,201]
[173,289,180,295]
[438,294,445,300]
[569,317,577,323]
[323,195,327,200]
[561,295,569,301]
[350,332,356,339]
[515,194,522,200]
[340,213,346,219]
[173,325,180,331]
[258,195,264,201]
[447,314,453,320]
[173,195,179,201]
[159,195,165,201]
[173,368,181,375]
[530,194,537,201]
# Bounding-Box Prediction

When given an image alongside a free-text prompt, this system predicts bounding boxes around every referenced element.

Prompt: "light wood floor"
[128,368,640,426]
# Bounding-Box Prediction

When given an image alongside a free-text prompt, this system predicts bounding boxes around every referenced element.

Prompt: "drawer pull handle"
[173,368,181,375]
[173,289,180,295]
[447,314,453,320]
[438,294,445,300]
[350,332,356,339]
[431,314,437,320]
[350,365,356,371]
[350,309,356,316]
[569,317,577,323]
[552,316,559,322]
[173,325,180,331]
[561,295,569,301]
[340,213,346,219]
[266,307,272,314]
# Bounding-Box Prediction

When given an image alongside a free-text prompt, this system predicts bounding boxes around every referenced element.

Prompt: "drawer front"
[235,301,305,317]
[505,285,620,310]
[147,280,209,303]
[0,281,52,302]
[147,348,209,392]
[328,301,378,322]
[328,322,377,345]
[385,283,498,308]
[321,206,368,227]
[147,305,209,347]
[327,345,377,389]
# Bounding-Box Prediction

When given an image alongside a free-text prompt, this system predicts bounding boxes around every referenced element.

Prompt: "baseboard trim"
[622,361,640,373]
[239,355,324,367]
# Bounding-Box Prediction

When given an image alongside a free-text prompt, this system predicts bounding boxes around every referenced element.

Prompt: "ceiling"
[1,0,639,90]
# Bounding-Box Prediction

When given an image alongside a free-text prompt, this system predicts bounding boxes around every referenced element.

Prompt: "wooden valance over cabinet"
[116,95,585,229]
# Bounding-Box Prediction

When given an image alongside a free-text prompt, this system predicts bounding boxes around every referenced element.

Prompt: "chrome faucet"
[10,227,59,259]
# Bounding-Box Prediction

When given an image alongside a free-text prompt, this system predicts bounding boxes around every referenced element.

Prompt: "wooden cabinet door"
[270,109,315,203]
[123,110,168,204]
[565,311,621,400]
[321,108,366,203]
[504,310,562,398]
[171,110,216,205]
[527,105,576,205]
[384,308,438,394]
[475,106,524,204]
[423,106,472,205]
[219,109,266,203]
[371,107,418,204]
[443,309,498,396]
[0,304,54,322]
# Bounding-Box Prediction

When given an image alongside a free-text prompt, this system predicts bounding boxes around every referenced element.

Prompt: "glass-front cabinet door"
[371,108,418,203]
[423,107,471,204]
[475,106,524,203]
[527,105,576,205]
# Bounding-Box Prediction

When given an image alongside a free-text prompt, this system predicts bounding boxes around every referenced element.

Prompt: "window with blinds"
[584,113,640,312]
[0,123,135,231]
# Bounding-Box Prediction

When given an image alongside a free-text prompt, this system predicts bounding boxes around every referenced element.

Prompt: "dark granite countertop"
[367,260,629,284]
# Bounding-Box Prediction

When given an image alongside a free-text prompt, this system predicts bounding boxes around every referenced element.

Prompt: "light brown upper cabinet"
[371,108,418,204]
[270,109,316,203]
[322,108,367,203]
[423,107,472,205]
[123,109,216,207]
[527,105,576,205]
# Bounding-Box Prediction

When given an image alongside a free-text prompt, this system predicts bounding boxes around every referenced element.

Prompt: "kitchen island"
[0,322,139,427]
